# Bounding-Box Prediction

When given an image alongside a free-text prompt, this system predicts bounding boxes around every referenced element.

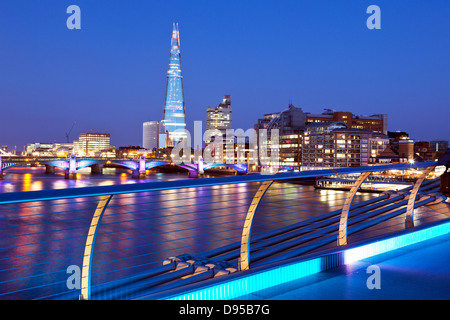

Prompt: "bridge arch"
[203,163,248,174]
[1,162,22,171]
[104,160,138,171]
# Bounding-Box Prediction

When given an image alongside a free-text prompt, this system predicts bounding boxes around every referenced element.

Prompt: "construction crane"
[65,122,76,143]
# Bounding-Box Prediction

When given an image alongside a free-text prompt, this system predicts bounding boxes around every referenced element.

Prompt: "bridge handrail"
[0,162,437,205]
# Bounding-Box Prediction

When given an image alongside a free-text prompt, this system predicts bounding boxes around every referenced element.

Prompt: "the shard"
[160,22,187,147]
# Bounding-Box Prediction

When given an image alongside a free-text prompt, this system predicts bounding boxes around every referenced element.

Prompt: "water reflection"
[0,167,188,193]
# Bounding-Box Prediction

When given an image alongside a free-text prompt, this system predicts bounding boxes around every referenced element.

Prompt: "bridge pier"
[131,155,147,179]
[188,170,199,178]
[91,164,104,175]
[132,169,146,179]
[65,154,77,180]
[189,156,204,178]
[45,164,55,174]
[65,170,77,180]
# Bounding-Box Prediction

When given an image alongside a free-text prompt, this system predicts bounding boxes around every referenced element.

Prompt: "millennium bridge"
[0,151,449,300]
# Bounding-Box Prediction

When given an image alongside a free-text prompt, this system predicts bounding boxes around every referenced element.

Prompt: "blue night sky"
[0,0,449,150]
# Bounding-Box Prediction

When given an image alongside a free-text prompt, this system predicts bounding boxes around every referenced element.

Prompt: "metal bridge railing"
[0,161,447,300]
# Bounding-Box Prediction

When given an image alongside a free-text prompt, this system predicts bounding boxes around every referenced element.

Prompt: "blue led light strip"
[168,258,322,300]
[166,219,450,300]
[344,219,450,264]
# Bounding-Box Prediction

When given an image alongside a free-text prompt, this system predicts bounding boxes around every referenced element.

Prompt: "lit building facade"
[73,133,112,157]
[143,121,160,150]
[306,109,388,134]
[302,122,389,168]
[254,104,306,170]
[205,95,233,162]
[25,142,73,157]
[160,23,187,147]
[206,95,232,132]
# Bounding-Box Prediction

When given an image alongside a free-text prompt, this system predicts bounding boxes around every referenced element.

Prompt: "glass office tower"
[161,22,187,147]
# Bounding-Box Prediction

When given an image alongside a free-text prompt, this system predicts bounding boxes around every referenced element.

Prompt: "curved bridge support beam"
[337,171,371,246]
[239,180,274,271]
[90,164,104,175]
[80,194,113,300]
[175,163,200,178]
[405,166,435,228]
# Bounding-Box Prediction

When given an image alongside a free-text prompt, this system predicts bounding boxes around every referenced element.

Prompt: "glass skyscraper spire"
[161,22,187,147]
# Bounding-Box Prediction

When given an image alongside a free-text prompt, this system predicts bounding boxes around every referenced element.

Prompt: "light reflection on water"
[0,167,381,299]
[0,167,188,193]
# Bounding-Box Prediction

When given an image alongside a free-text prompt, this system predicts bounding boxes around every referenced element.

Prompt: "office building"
[206,95,232,131]
[143,121,160,150]
[302,122,389,168]
[25,142,74,157]
[430,140,449,153]
[26,143,56,157]
[386,131,415,162]
[73,133,112,157]
[414,141,433,162]
[205,95,233,162]
[254,104,307,170]
[306,109,388,134]
[160,23,187,147]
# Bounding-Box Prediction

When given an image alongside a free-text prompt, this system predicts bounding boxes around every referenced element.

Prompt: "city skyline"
[0,0,449,149]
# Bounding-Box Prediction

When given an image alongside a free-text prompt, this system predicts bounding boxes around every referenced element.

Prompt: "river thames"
[0,167,444,299]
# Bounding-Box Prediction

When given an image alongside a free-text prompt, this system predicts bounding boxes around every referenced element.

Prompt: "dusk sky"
[0,0,449,150]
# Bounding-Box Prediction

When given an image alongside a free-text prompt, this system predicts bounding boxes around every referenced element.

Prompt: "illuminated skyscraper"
[160,23,187,147]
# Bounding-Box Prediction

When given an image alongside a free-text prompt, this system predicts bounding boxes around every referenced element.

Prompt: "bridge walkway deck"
[235,232,450,300]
